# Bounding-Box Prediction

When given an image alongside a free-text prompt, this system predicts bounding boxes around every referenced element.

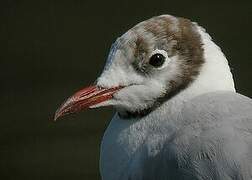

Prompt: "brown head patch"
[117,15,204,118]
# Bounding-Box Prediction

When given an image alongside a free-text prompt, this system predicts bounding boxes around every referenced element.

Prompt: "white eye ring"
[149,49,171,69]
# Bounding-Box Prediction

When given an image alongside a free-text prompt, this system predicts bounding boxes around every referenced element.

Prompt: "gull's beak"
[54,85,122,121]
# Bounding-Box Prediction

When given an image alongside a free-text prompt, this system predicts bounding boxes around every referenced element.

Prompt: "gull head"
[54,15,234,120]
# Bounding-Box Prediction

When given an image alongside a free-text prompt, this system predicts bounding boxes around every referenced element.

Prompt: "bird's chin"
[89,99,115,109]
[90,97,153,118]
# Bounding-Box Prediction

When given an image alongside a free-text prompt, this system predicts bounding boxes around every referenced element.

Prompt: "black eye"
[149,53,165,68]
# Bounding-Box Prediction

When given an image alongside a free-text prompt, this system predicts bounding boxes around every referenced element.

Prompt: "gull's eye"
[148,49,170,69]
[149,53,165,68]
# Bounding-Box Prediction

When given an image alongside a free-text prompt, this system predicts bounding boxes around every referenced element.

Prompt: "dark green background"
[1,0,251,179]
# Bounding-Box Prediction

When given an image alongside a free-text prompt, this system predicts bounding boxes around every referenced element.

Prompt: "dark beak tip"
[53,114,58,122]
[53,106,64,122]
[53,112,60,122]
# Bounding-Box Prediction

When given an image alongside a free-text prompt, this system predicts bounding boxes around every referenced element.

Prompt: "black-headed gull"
[55,15,252,180]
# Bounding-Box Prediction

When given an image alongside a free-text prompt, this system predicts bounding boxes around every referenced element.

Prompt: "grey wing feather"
[141,91,252,180]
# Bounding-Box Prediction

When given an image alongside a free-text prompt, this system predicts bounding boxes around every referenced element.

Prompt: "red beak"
[54,85,122,121]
